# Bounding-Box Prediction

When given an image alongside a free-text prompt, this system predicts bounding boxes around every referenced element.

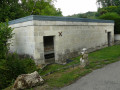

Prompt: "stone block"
[12,71,44,90]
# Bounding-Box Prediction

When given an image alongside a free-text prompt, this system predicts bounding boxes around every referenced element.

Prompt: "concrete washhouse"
[9,15,114,65]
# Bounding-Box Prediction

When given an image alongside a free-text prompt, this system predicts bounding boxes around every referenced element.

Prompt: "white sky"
[54,0,98,16]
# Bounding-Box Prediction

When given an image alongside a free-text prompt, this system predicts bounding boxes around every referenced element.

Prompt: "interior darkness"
[44,36,54,52]
[44,53,55,59]
[107,32,111,46]
[43,36,55,60]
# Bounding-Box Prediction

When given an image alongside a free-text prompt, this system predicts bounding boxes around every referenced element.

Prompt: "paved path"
[61,61,120,90]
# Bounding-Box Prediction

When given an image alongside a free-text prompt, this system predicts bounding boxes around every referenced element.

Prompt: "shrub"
[0,53,37,89]
[99,12,120,34]
[0,21,13,59]
[0,21,37,89]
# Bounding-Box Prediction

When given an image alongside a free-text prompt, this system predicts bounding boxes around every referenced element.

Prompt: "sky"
[54,0,98,16]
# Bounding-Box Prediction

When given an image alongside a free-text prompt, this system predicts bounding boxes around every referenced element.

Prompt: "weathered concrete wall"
[9,15,114,65]
[115,34,120,40]
[33,21,114,64]
[114,34,120,45]
[9,21,35,58]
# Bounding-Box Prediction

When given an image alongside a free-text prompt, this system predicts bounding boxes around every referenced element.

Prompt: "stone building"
[9,15,114,65]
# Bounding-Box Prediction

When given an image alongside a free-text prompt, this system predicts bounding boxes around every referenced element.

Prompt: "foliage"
[0,21,14,59]
[0,0,27,22]
[0,0,62,22]
[21,0,62,16]
[0,21,36,89]
[98,12,120,34]
[96,5,120,34]
[97,0,120,8]
[0,53,37,89]
[96,6,120,16]
[68,12,97,19]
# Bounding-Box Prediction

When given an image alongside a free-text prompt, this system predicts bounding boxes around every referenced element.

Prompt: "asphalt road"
[61,61,120,90]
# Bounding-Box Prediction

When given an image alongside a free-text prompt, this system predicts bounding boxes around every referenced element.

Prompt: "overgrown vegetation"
[0,53,37,89]
[0,21,13,59]
[0,21,37,89]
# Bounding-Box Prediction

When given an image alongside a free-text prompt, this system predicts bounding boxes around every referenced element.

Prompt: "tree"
[99,12,120,34]
[0,0,62,22]
[97,0,120,8]
[68,12,97,19]
[96,6,120,17]
[0,0,27,22]
[21,0,62,16]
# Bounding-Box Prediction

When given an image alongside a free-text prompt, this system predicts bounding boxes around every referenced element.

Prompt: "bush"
[99,12,120,34]
[0,21,13,59]
[0,20,37,89]
[0,53,37,89]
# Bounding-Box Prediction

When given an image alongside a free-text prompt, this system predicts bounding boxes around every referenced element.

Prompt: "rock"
[12,71,44,90]
[80,48,89,67]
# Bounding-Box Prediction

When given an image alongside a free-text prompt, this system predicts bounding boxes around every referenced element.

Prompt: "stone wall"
[9,15,114,65]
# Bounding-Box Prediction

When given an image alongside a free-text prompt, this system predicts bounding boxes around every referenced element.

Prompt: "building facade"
[9,15,114,65]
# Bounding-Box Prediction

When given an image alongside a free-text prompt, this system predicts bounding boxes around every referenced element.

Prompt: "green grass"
[87,45,120,69]
[89,45,120,60]
[40,45,120,76]
[5,45,120,90]
[39,64,63,75]
[46,68,92,88]
[39,45,120,89]
[39,57,80,76]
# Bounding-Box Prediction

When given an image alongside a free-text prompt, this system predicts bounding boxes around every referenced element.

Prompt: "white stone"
[12,71,44,90]
[80,48,89,67]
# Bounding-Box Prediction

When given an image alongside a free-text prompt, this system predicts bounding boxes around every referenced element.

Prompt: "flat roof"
[9,15,114,25]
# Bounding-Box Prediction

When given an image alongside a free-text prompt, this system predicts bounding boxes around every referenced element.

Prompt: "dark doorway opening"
[107,32,111,46]
[43,36,55,63]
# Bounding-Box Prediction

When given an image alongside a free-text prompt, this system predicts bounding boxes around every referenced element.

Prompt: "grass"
[40,45,120,76]
[87,45,120,69]
[45,68,92,88]
[5,45,120,90]
[37,45,120,90]
[38,57,80,76]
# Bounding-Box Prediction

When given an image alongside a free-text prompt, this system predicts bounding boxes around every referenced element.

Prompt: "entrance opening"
[43,36,55,63]
[107,32,111,46]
